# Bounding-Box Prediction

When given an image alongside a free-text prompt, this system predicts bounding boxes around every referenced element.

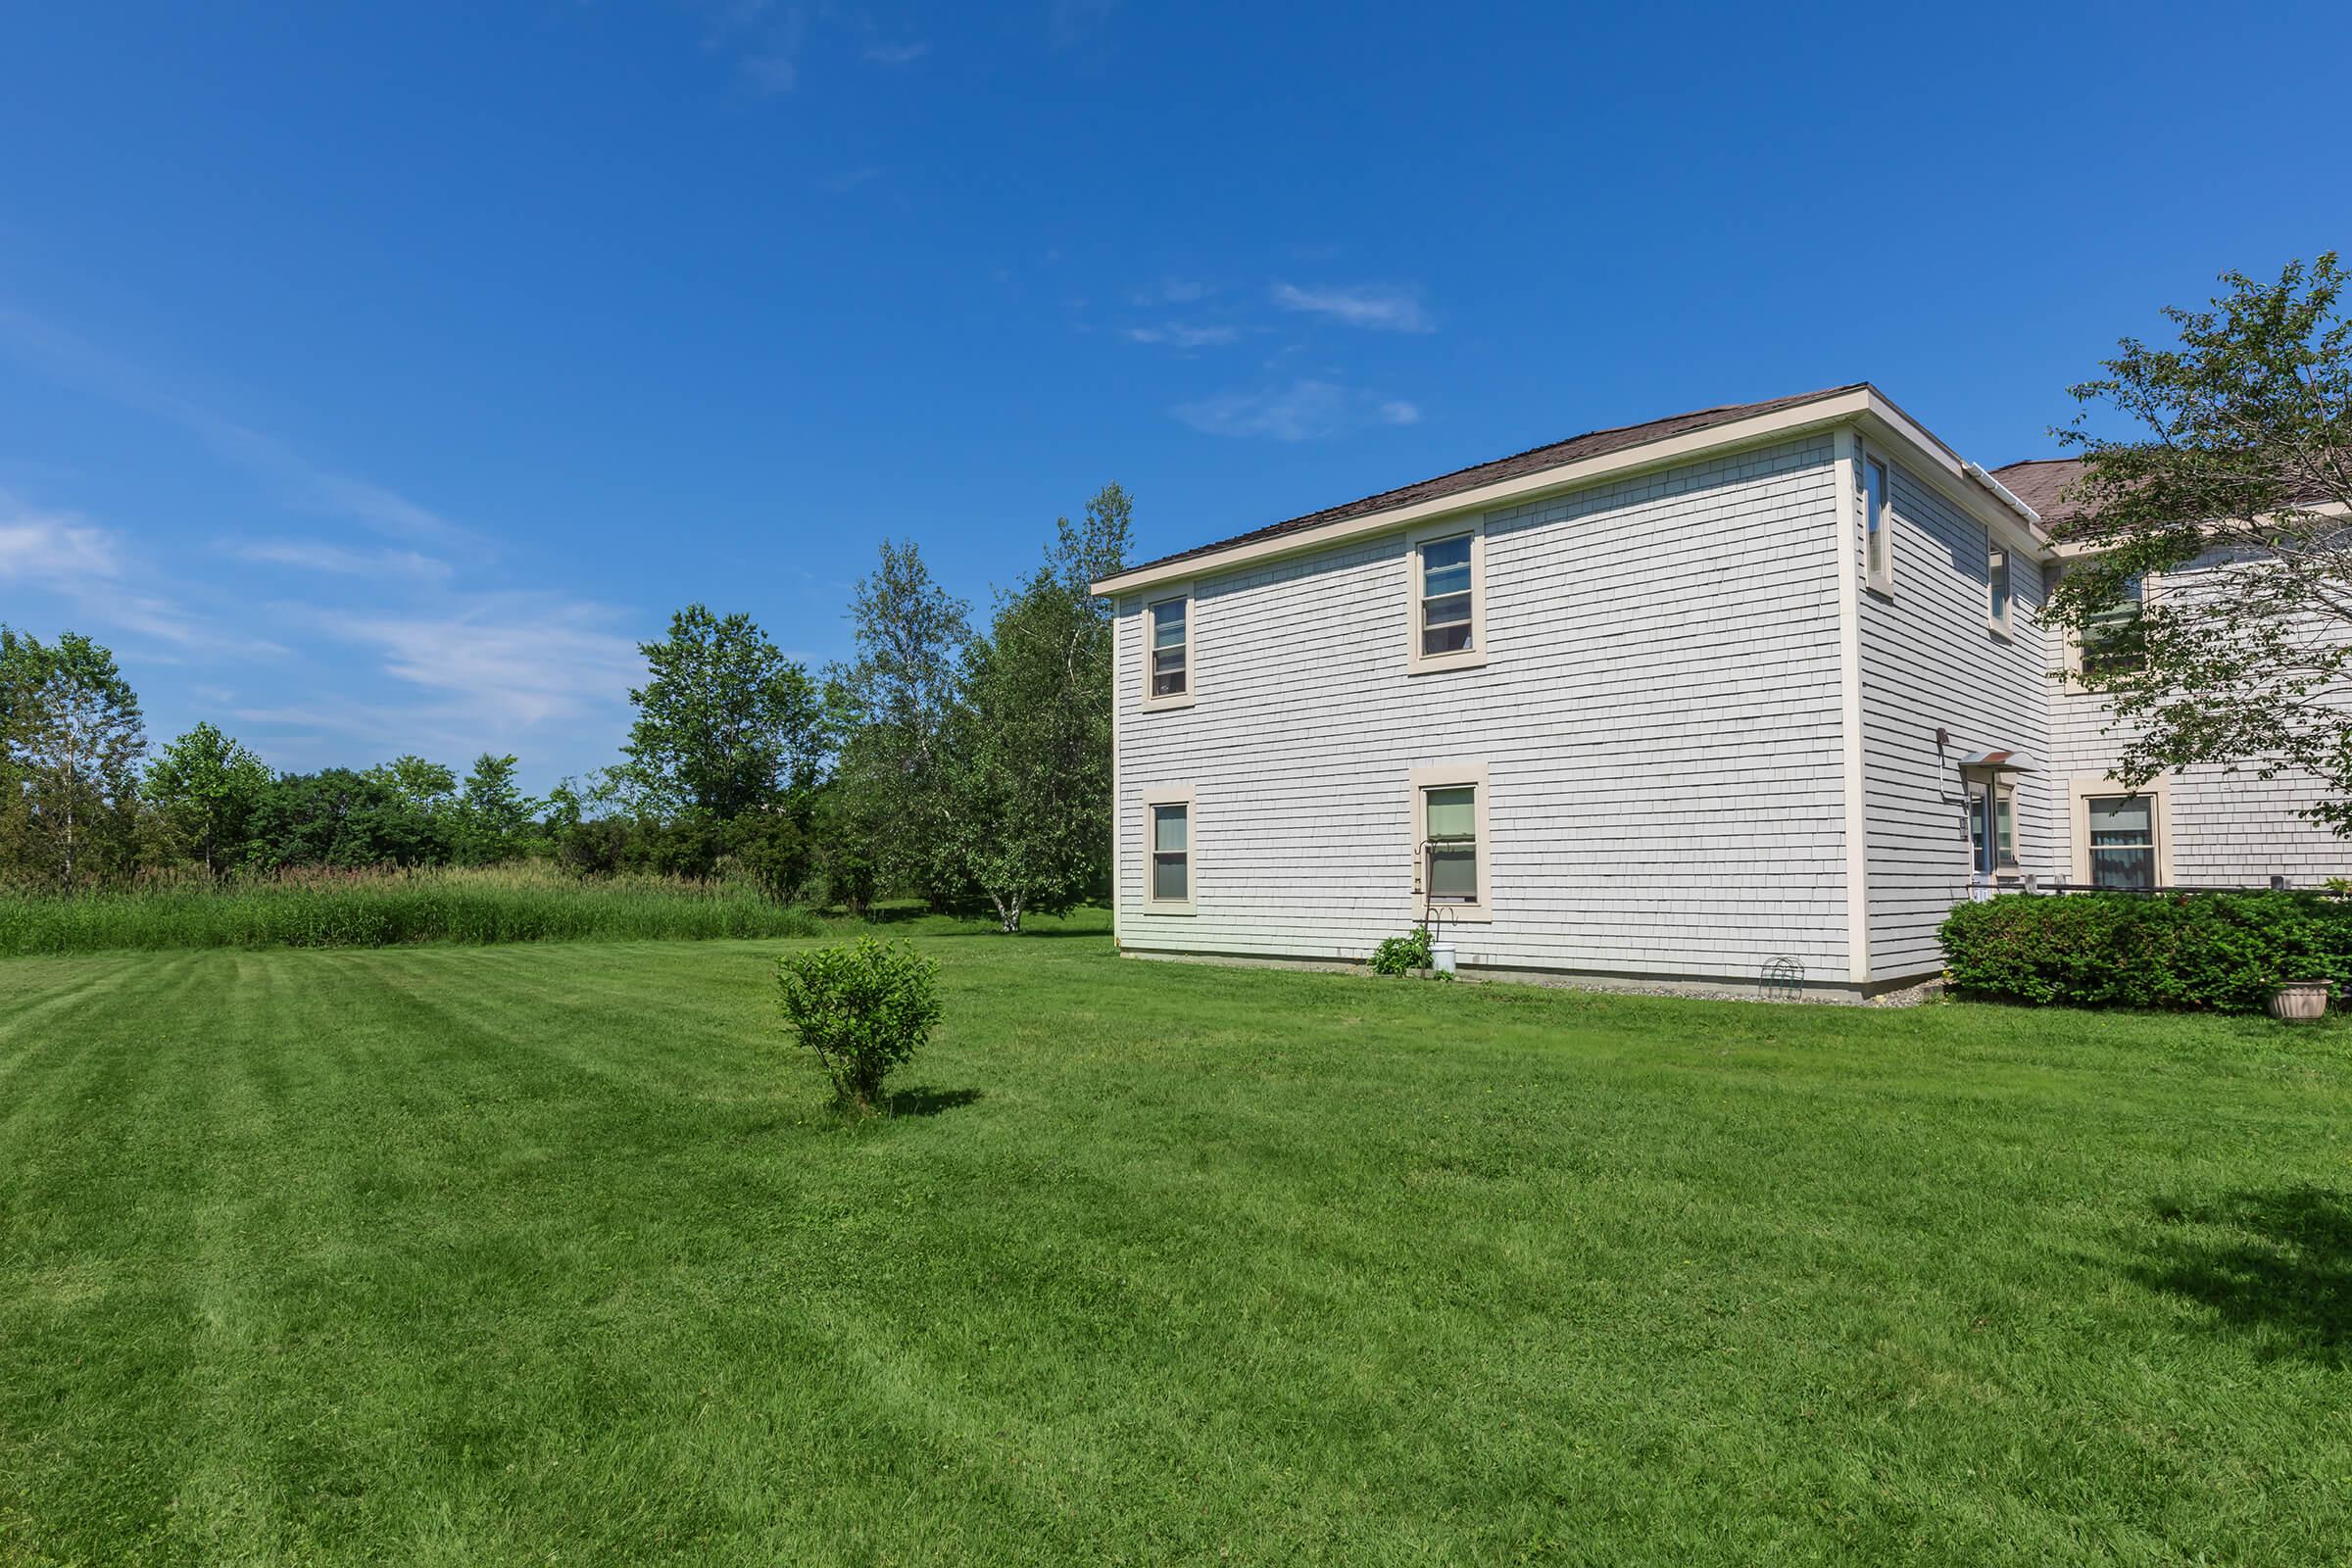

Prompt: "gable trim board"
[1094,385,2041,599]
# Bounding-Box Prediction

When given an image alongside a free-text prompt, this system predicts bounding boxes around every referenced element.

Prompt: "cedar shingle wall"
[1113,437,1849,984]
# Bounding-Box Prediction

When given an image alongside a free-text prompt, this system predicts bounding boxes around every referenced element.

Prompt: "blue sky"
[3,1,2344,790]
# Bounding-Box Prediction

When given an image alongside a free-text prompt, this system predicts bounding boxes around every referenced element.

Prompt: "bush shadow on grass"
[2131,1186,2352,1362]
[883,1085,984,1118]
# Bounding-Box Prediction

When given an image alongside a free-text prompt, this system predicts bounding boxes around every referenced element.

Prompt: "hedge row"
[1938,891,2352,1012]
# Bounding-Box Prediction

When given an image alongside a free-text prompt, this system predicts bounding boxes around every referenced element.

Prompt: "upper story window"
[1863,454,1893,592]
[1406,522,1487,673]
[1987,545,2013,637]
[1142,591,1195,710]
[2079,576,2146,678]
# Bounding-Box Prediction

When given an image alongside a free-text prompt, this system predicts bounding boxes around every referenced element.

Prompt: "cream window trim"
[2068,774,2174,888]
[1139,584,1197,711]
[1404,519,1488,675]
[1140,785,1197,914]
[1861,447,1896,597]
[1408,762,1493,923]
[1961,767,2022,880]
[1986,542,2015,640]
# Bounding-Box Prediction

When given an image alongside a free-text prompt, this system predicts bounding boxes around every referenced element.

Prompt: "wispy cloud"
[0,308,473,549]
[1173,380,1422,442]
[1050,0,1118,47]
[0,503,121,585]
[862,39,930,64]
[1131,277,1211,306]
[224,538,453,581]
[819,166,887,192]
[1125,322,1238,349]
[282,592,647,732]
[1270,281,1434,333]
[1,494,279,654]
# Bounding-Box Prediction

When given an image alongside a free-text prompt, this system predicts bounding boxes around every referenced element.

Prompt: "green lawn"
[4,930,2349,1565]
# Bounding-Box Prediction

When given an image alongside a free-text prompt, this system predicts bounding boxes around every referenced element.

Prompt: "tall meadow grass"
[0,863,829,956]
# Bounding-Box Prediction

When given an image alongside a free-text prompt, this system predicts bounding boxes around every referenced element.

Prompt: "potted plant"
[2267,979,2331,1022]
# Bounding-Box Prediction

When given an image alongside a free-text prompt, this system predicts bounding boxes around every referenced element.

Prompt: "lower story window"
[2085,794,2157,888]
[1150,802,1189,902]
[1423,784,1478,903]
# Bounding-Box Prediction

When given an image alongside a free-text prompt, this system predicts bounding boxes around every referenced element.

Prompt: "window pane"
[1425,785,1476,841]
[1152,854,1188,901]
[1422,591,1472,627]
[1151,600,1186,649]
[1152,804,1188,853]
[2086,795,2154,888]
[1994,793,2015,862]
[1989,549,2010,622]
[1420,533,1471,586]
[1428,846,1478,899]
[1151,646,1186,697]
[1422,622,1473,655]
[1968,793,1988,868]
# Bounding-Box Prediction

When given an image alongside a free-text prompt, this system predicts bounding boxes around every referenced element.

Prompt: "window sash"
[1148,599,1188,696]
[2085,795,2155,888]
[1865,458,1889,575]
[1422,784,1479,902]
[1415,534,1477,658]
[1988,547,2011,626]
[2080,578,2145,676]
[1149,803,1189,901]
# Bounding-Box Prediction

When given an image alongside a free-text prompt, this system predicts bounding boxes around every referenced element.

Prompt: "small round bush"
[776,937,943,1111]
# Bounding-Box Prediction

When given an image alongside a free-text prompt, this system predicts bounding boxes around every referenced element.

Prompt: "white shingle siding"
[2048,558,2352,887]
[1856,461,2055,982]
[1115,437,1852,986]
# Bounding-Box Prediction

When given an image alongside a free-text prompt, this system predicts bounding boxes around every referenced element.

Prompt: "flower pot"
[2268,981,2331,1022]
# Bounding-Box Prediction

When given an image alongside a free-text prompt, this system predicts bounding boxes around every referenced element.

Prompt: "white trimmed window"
[1142,591,1194,709]
[1142,787,1195,912]
[2069,777,2171,889]
[1987,544,2013,637]
[1408,763,1492,919]
[1863,452,1894,592]
[1406,521,1487,673]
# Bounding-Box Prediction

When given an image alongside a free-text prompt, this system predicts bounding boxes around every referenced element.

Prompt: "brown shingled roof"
[1118,383,1871,578]
[1988,457,2091,525]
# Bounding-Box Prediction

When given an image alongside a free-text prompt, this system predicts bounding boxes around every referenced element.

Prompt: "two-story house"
[1091,383,2350,998]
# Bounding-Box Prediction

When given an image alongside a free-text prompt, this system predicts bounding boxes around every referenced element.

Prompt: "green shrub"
[1939,891,2352,1012]
[776,938,943,1112]
[1368,926,1435,977]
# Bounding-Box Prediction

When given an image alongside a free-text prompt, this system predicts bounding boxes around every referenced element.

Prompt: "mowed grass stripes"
[3,937,2350,1565]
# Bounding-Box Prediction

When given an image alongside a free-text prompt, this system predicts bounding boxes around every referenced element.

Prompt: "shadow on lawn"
[2132,1186,2352,1362]
[884,1086,984,1118]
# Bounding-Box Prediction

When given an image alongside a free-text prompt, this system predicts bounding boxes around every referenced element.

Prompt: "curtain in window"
[2085,795,2155,888]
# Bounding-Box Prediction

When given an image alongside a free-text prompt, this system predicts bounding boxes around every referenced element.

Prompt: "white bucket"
[1430,943,1457,975]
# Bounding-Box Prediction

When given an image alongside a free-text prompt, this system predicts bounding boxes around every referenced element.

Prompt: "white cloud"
[1173,379,1424,442]
[0,504,121,585]
[1125,322,1239,348]
[862,40,929,64]
[820,166,886,192]
[225,538,453,580]
[290,592,647,731]
[1270,281,1434,333]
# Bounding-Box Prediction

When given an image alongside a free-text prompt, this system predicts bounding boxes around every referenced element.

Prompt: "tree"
[623,606,823,823]
[146,722,271,877]
[2050,254,2352,832]
[455,753,540,865]
[944,484,1129,931]
[827,541,971,905]
[1,630,147,890]
[245,766,453,870]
